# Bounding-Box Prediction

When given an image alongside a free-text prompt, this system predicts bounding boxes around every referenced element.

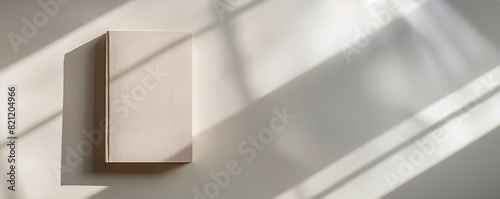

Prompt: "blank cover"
[105,31,192,163]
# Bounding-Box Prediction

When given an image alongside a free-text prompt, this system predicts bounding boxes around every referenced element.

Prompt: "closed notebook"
[105,31,192,163]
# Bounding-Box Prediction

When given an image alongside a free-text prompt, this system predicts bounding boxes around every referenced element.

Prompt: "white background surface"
[2,0,500,198]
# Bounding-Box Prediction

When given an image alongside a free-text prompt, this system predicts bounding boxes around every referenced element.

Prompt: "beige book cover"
[105,31,192,163]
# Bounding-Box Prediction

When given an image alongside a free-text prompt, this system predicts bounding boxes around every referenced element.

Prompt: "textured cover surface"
[106,31,192,163]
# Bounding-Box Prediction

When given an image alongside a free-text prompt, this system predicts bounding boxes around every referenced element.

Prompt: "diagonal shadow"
[382,124,500,199]
[107,0,274,104]
[0,0,131,72]
[311,69,500,199]
[0,111,61,148]
[108,33,191,82]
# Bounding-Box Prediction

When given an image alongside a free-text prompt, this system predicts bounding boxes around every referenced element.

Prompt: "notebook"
[105,31,192,163]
